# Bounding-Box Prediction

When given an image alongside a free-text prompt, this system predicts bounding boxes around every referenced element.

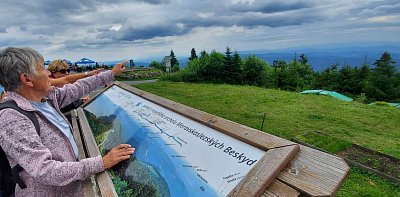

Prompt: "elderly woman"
[0,47,134,196]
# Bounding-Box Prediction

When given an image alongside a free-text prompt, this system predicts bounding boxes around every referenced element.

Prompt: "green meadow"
[134,81,400,197]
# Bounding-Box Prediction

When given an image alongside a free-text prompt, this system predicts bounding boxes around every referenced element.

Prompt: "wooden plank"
[70,110,97,197]
[96,172,117,197]
[262,180,300,197]
[70,110,87,160]
[277,145,350,197]
[82,179,96,197]
[77,108,118,197]
[229,145,299,197]
[299,146,350,172]
[115,81,296,150]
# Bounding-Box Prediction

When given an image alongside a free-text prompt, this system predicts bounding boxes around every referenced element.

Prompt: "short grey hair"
[0,47,44,91]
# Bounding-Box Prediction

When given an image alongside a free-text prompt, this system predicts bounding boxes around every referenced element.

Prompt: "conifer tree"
[200,50,208,58]
[338,65,358,94]
[188,48,198,61]
[356,63,370,94]
[224,47,232,83]
[368,51,398,101]
[170,50,179,66]
[300,53,308,64]
[230,51,243,84]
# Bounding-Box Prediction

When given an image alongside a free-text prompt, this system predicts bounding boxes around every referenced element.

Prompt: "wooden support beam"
[70,110,96,197]
[229,145,299,196]
[277,145,350,196]
[262,180,300,197]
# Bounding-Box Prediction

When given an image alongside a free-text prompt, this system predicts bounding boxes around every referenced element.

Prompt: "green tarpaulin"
[388,103,400,108]
[368,102,400,109]
[300,90,353,102]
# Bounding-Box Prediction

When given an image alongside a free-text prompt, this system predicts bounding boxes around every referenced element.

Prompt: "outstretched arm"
[50,69,104,87]
[54,60,127,108]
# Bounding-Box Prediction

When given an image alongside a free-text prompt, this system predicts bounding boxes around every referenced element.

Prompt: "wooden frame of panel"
[76,82,299,197]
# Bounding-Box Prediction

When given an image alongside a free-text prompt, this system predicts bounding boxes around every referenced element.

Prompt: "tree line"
[158,48,400,103]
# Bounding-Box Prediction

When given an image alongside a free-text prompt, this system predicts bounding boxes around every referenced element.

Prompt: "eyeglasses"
[57,69,70,74]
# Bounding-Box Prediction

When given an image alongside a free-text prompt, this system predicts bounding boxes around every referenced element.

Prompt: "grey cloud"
[0,0,94,34]
[98,24,189,41]
[180,7,323,29]
[0,0,323,45]
[0,26,7,33]
[236,13,322,27]
[91,2,324,43]
[230,1,313,13]
[359,2,400,16]
[4,0,95,18]
[0,37,52,47]
[135,0,170,4]
[60,38,112,52]
[18,26,27,32]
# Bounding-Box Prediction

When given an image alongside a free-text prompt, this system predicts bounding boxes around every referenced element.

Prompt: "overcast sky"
[0,0,399,61]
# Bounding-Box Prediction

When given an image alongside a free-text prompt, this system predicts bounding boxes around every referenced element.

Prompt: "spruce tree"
[200,50,208,58]
[368,51,398,101]
[357,63,370,94]
[300,53,308,64]
[188,48,198,61]
[224,47,232,83]
[170,50,179,66]
[231,51,243,84]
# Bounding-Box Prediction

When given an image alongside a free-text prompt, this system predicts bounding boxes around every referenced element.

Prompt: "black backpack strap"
[11,165,26,189]
[0,100,40,191]
[0,100,40,135]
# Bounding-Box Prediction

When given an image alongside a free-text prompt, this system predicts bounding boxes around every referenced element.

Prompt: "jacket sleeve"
[0,109,104,186]
[60,99,84,113]
[55,70,114,109]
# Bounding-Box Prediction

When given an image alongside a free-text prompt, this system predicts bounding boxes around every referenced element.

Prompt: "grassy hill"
[133,81,400,196]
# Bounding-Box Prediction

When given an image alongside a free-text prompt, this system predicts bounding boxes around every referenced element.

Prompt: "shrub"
[373,101,391,107]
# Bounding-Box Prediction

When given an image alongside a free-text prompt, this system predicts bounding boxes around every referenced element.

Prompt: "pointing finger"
[119,60,129,65]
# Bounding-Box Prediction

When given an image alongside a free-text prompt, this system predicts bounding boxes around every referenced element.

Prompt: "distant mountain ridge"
[238,44,400,71]
[105,44,400,71]
[100,60,150,67]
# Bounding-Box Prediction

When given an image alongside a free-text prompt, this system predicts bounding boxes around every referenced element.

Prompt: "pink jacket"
[0,71,114,196]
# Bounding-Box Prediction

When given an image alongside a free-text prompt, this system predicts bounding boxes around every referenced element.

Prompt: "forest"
[151,48,400,103]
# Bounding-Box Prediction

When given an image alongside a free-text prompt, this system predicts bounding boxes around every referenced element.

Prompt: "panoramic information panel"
[83,86,266,197]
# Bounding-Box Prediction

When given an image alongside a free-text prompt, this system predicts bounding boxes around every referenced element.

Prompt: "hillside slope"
[135,81,400,158]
